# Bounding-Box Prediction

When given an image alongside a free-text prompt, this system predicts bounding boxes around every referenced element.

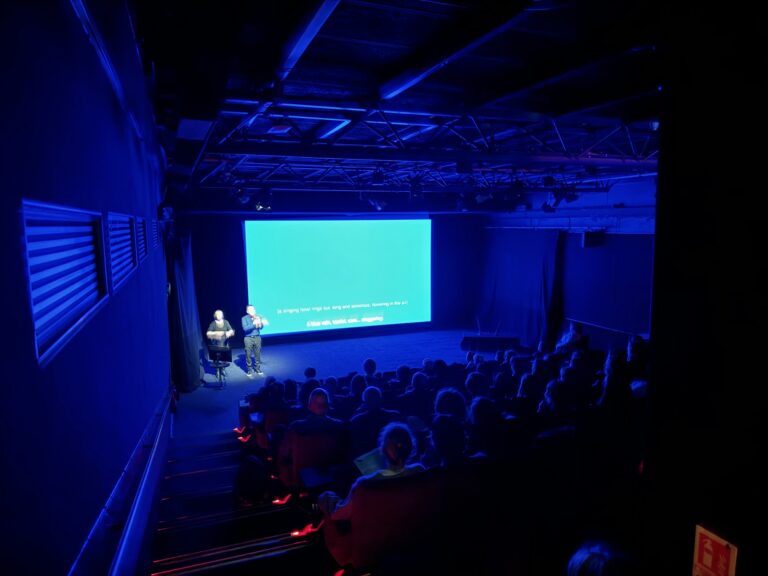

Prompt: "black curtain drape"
[476,228,561,349]
[166,223,204,392]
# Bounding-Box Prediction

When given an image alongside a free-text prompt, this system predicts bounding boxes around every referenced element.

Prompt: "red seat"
[251,408,290,449]
[278,427,349,488]
[323,467,443,569]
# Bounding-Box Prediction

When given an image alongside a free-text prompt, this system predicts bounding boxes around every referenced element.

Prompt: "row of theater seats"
[321,448,610,575]
[234,411,621,572]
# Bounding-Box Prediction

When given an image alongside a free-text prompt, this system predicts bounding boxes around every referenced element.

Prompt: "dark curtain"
[166,223,204,392]
[476,229,561,349]
[562,233,653,336]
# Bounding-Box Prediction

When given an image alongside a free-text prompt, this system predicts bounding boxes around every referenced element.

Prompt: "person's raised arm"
[241,315,251,332]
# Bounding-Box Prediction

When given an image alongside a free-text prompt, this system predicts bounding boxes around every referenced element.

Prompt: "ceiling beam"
[223,96,529,124]
[478,45,657,109]
[208,141,658,168]
[378,3,527,100]
[278,0,341,81]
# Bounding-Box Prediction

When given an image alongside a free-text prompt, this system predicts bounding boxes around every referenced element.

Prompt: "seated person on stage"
[206,309,235,346]
[317,421,425,518]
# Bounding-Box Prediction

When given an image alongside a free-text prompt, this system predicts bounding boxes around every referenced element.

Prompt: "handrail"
[108,394,172,575]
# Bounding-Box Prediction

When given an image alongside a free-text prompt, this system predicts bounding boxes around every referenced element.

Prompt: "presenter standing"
[242,305,268,377]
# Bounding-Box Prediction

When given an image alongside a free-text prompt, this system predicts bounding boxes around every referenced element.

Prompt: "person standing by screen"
[206,309,235,346]
[242,305,268,376]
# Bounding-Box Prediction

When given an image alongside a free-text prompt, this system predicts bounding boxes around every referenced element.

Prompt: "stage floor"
[173,328,470,438]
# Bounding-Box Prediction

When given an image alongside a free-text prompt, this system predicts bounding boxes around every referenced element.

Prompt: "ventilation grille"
[151,219,160,248]
[22,201,106,363]
[108,213,136,289]
[136,217,148,260]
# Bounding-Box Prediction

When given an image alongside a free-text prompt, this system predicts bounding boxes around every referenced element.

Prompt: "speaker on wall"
[581,230,606,248]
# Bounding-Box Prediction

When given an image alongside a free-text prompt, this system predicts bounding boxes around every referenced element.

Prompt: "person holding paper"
[242,304,268,377]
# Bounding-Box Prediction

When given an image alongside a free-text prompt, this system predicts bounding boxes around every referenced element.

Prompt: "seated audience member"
[434,387,468,422]
[490,370,515,401]
[387,365,412,391]
[567,540,638,576]
[296,379,322,417]
[556,321,588,354]
[323,376,338,397]
[332,373,367,420]
[395,370,433,424]
[276,387,347,488]
[421,358,436,377]
[595,350,632,412]
[349,373,367,402]
[516,357,549,403]
[464,350,476,371]
[362,358,383,386]
[244,380,289,431]
[466,396,505,458]
[425,413,467,467]
[317,422,425,518]
[287,387,342,433]
[537,378,569,418]
[406,414,432,458]
[464,371,490,401]
[349,386,402,456]
[626,335,649,381]
[277,388,343,461]
[283,378,298,405]
[470,353,485,372]
[432,358,449,386]
[418,389,468,467]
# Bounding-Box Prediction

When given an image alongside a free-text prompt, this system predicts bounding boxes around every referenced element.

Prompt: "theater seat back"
[279,427,349,487]
[324,468,443,568]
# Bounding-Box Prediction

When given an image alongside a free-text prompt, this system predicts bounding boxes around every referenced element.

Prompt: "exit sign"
[693,525,737,576]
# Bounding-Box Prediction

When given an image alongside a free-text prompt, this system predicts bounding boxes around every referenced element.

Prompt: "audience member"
[567,540,637,576]
[349,386,402,456]
[317,422,424,518]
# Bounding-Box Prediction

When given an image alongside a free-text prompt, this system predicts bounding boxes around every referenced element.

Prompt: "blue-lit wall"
[475,226,561,348]
[2,4,169,573]
[562,232,654,349]
[475,222,654,350]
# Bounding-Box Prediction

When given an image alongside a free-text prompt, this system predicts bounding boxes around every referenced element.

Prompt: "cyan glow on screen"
[244,220,431,335]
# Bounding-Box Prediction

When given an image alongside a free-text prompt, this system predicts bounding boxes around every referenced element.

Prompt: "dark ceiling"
[133,0,662,214]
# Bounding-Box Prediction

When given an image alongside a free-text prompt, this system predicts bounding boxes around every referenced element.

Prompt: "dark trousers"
[244,335,261,370]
